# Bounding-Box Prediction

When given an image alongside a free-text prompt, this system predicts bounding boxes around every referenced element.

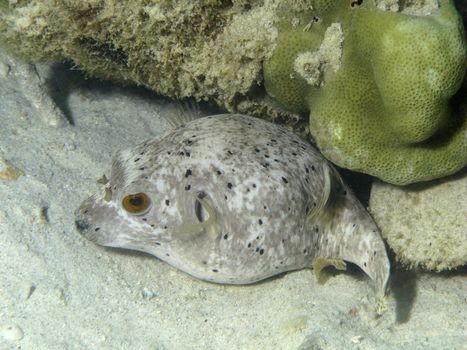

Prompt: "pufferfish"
[75,114,390,303]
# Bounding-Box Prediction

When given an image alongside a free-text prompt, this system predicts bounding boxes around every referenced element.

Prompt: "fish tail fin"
[311,167,390,311]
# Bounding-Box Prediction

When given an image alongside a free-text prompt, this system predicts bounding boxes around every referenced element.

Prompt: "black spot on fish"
[185,169,192,177]
[311,165,316,171]
[223,234,228,240]
[258,219,263,225]
[165,199,170,206]
[255,148,261,153]
[227,150,233,155]
[217,170,222,175]
[202,261,207,264]
[305,167,309,174]
[94,227,100,232]
[227,183,233,189]
[281,177,288,184]
[185,184,191,191]
[212,269,218,273]
[224,195,228,200]
[259,249,264,255]
[248,243,252,248]
[292,153,297,156]
[185,152,191,157]
[134,158,141,162]
[139,167,145,171]
[139,151,145,156]
[179,151,185,156]
[252,184,257,188]
[256,247,259,252]
[155,242,161,245]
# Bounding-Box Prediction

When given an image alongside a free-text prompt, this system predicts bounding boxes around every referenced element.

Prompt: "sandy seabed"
[0,57,465,350]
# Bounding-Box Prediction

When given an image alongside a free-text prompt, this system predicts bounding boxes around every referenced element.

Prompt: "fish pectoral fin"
[173,194,220,240]
[194,195,219,239]
[312,257,347,284]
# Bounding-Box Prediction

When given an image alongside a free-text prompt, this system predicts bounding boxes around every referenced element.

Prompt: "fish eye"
[122,192,152,215]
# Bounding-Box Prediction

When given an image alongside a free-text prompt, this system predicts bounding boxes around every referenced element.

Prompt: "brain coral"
[264,0,467,185]
[369,170,467,271]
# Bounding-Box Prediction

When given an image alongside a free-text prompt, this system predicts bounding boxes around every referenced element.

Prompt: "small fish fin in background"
[164,99,202,129]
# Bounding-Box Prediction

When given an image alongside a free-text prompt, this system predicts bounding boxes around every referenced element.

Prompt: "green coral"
[264,0,467,185]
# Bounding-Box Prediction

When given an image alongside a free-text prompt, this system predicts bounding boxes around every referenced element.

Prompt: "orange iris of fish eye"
[122,192,152,214]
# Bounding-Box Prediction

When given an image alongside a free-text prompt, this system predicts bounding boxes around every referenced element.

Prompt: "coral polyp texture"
[264,0,467,185]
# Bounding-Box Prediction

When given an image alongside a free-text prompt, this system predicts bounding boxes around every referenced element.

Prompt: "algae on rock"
[0,0,313,132]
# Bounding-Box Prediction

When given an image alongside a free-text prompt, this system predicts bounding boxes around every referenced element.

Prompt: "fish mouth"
[74,193,108,244]
[75,217,91,234]
[74,210,101,244]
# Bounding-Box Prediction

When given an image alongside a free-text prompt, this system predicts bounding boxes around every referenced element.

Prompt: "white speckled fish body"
[76,114,389,298]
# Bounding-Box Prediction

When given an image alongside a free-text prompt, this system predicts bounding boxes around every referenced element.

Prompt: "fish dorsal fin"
[172,193,220,240]
[164,99,201,129]
[306,160,334,224]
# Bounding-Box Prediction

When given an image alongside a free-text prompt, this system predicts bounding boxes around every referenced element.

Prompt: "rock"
[0,324,24,341]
